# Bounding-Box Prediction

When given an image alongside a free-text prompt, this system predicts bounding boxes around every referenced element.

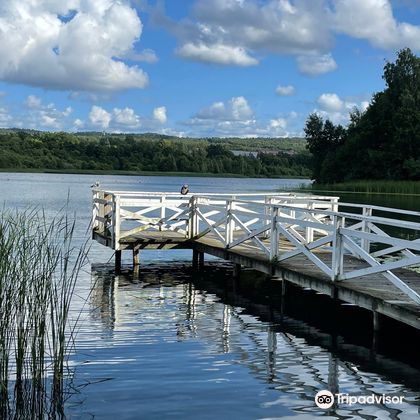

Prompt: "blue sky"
[0,0,419,137]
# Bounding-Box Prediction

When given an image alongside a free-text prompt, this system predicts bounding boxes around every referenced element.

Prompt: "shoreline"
[307,188,420,197]
[0,167,310,180]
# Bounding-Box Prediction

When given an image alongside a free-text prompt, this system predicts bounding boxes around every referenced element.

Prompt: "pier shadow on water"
[72,261,420,419]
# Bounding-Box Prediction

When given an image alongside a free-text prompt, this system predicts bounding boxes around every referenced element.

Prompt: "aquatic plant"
[0,209,88,418]
[300,180,420,195]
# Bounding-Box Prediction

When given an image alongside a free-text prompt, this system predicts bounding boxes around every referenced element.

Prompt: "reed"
[301,180,420,195]
[0,208,88,418]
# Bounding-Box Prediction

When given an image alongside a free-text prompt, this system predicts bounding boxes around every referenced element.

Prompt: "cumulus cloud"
[89,106,112,129]
[86,104,170,131]
[297,54,337,76]
[0,0,149,91]
[275,85,295,96]
[113,107,141,128]
[184,96,256,136]
[73,118,84,130]
[332,0,420,50]
[195,96,254,122]
[41,115,59,128]
[360,101,370,112]
[156,0,420,74]
[0,107,12,127]
[153,106,167,124]
[269,118,288,130]
[63,106,73,117]
[317,93,344,112]
[183,96,293,137]
[21,95,74,129]
[0,94,170,132]
[157,0,332,69]
[315,92,369,124]
[177,43,258,66]
[25,95,42,109]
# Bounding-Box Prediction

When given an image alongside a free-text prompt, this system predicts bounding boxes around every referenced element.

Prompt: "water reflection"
[82,262,420,419]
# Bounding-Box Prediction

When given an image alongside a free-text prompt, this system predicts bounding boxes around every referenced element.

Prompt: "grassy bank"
[0,167,309,179]
[301,180,420,196]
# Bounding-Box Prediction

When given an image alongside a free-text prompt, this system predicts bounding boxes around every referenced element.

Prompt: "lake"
[1,172,420,419]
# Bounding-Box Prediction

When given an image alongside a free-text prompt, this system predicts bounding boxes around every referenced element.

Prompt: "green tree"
[304,114,346,182]
[305,48,420,183]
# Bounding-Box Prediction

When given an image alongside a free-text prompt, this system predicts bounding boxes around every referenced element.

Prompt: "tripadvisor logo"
[315,390,334,409]
[315,390,405,409]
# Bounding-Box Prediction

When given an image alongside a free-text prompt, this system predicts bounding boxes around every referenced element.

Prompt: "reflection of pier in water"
[90,263,420,417]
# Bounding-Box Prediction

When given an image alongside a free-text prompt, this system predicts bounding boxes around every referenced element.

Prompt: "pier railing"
[92,190,420,304]
[92,190,338,248]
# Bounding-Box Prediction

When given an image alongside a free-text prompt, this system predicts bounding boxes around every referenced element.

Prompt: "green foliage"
[207,136,307,153]
[304,48,420,183]
[304,114,346,181]
[304,180,420,195]
[0,131,311,178]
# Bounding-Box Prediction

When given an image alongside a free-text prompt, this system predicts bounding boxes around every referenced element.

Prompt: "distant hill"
[0,129,310,178]
[0,128,307,153]
[71,131,307,152]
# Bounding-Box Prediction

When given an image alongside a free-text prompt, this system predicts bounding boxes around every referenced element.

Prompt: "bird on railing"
[180,184,189,195]
[91,181,100,188]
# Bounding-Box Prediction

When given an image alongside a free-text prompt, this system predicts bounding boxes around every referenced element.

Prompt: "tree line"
[304,48,420,183]
[0,131,311,177]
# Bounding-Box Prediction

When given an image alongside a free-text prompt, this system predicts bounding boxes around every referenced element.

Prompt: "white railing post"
[330,197,339,224]
[361,206,372,252]
[263,197,273,239]
[270,206,279,261]
[225,199,235,247]
[97,190,105,233]
[332,215,344,280]
[160,195,166,231]
[92,189,98,231]
[188,196,197,239]
[112,195,121,250]
[305,201,314,243]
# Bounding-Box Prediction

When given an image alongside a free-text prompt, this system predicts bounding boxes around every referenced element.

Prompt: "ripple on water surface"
[63,262,420,419]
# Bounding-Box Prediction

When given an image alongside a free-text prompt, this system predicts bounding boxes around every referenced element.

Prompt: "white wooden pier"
[92,190,420,330]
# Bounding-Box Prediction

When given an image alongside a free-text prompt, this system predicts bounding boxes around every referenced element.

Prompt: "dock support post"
[281,278,287,297]
[373,311,382,332]
[193,249,204,270]
[233,263,241,279]
[115,250,122,273]
[372,313,383,356]
[192,249,198,269]
[280,279,287,320]
[133,248,140,276]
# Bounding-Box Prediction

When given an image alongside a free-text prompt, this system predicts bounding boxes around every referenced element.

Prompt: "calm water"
[1,172,420,419]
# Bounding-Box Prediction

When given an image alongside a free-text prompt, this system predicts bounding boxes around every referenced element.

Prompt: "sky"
[0,0,419,138]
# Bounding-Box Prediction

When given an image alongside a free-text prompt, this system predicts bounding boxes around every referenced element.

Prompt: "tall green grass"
[301,180,420,195]
[0,209,88,418]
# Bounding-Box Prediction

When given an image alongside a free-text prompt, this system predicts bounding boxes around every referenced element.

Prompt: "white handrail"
[92,190,420,304]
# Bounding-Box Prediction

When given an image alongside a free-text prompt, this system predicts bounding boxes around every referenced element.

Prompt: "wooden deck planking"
[196,234,420,327]
[93,229,190,250]
[121,230,189,249]
[95,227,420,329]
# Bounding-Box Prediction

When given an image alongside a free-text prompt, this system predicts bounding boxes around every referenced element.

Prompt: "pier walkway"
[92,190,420,330]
